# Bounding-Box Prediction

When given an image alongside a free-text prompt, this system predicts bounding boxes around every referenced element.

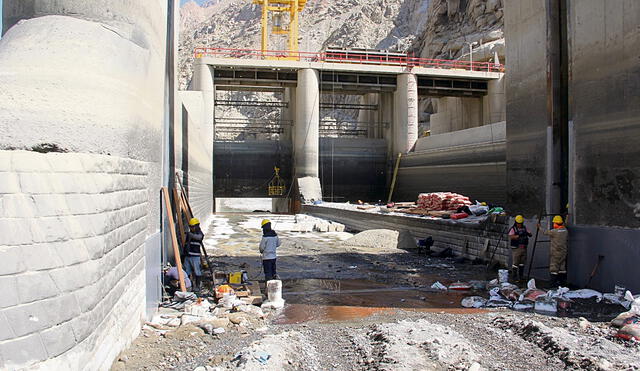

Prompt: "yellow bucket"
[228,272,243,284]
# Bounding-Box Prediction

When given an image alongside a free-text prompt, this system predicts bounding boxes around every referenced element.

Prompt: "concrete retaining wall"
[396,122,506,205]
[0,151,149,370]
[303,205,510,267]
[0,1,169,369]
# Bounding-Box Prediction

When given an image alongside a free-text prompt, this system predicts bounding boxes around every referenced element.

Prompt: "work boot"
[549,273,559,288]
[558,272,568,287]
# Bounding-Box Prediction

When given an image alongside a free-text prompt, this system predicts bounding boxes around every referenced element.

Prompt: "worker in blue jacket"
[259,219,281,281]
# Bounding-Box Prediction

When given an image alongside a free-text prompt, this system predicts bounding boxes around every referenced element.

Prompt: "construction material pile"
[417,192,472,211]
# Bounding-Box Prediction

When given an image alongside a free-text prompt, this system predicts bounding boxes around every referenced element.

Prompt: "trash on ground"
[431,281,447,290]
[449,281,472,291]
[461,296,487,308]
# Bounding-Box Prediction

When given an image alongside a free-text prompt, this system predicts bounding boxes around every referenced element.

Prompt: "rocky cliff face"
[178,0,432,89]
[411,0,504,63]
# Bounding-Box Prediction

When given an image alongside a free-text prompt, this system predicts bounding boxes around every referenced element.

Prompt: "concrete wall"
[304,205,511,267]
[213,140,293,198]
[0,151,149,370]
[395,122,506,205]
[504,0,548,215]
[504,0,640,292]
[0,1,169,369]
[178,92,214,221]
[320,138,387,202]
[565,0,640,292]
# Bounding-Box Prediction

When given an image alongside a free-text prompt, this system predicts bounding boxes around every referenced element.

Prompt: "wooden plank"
[173,187,186,247]
[162,187,186,292]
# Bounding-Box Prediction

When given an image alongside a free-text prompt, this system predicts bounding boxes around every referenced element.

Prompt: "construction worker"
[538,215,569,287]
[259,219,281,281]
[508,215,532,280]
[163,265,191,296]
[183,218,204,293]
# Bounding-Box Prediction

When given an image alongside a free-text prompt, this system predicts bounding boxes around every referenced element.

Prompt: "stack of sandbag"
[613,291,640,341]
[416,192,472,211]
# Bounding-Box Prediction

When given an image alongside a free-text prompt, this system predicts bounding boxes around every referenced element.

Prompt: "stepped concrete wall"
[0,151,150,370]
[0,0,170,369]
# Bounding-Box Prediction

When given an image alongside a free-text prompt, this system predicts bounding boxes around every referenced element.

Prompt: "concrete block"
[3,293,80,338]
[11,151,50,172]
[0,332,48,368]
[16,272,59,304]
[51,240,89,266]
[30,216,69,243]
[0,152,11,172]
[83,236,105,259]
[0,194,37,218]
[49,262,93,293]
[0,173,21,194]
[22,244,64,271]
[57,173,96,194]
[40,322,77,358]
[19,173,53,194]
[47,153,84,173]
[0,313,16,341]
[0,277,19,309]
[31,194,68,217]
[0,246,27,275]
[64,194,100,215]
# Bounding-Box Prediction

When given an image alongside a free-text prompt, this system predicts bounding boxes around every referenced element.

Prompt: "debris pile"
[459,274,638,331]
[146,280,285,342]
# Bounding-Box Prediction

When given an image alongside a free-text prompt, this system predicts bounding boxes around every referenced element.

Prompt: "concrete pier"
[393,73,419,154]
[294,68,320,178]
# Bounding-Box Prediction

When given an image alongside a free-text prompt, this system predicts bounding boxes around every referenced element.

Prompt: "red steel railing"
[193,47,505,72]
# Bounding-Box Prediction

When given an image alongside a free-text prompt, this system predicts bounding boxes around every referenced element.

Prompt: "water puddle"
[275,279,484,324]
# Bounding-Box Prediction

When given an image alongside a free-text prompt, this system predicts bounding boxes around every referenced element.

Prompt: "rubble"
[340,229,416,250]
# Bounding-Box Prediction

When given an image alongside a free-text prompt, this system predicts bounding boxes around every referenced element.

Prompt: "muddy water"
[275,278,483,324]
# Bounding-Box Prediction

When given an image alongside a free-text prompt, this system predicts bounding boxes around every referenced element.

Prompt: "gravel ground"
[113,214,639,371]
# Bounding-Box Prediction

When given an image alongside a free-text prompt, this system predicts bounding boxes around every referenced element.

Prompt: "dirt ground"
[113,214,639,371]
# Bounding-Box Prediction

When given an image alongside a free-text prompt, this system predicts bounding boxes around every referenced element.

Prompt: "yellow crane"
[252,0,307,60]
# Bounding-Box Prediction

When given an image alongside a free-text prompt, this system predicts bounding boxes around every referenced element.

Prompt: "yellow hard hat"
[261,219,270,227]
[515,215,524,223]
[188,218,200,226]
[480,202,487,206]
[553,215,564,224]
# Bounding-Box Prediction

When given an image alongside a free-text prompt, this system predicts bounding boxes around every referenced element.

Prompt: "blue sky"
[180,0,208,5]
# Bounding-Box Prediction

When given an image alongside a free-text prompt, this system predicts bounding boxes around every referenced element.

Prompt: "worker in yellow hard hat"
[259,219,281,281]
[508,214,532,281]
[183,217,204,293]
[538,215,569,287]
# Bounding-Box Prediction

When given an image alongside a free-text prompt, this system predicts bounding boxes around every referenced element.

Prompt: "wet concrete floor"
[206,214,493,324]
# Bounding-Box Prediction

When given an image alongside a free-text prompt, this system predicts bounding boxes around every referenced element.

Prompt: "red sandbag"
[450,212,469,220]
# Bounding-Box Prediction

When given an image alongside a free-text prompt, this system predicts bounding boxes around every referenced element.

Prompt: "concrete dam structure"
[1,0,638,369]
[185,51,506,205]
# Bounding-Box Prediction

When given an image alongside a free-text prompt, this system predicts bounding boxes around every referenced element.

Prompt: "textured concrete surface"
[294,68,320,178]
[0,151,148,370]
[303,205,511,267]
[396,122,506,205]
[504,0,548,216]
[0,1,168,369]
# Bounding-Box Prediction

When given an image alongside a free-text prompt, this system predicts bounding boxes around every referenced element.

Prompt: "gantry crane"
[252,0,307,60]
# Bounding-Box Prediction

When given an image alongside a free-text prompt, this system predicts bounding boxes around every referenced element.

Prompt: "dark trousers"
[262,259,277,281]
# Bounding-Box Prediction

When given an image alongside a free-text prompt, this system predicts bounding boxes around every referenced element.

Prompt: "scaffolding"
[252,0,307,60]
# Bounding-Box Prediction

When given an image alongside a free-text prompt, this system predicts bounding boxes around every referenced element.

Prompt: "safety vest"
[510,225,529,247]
